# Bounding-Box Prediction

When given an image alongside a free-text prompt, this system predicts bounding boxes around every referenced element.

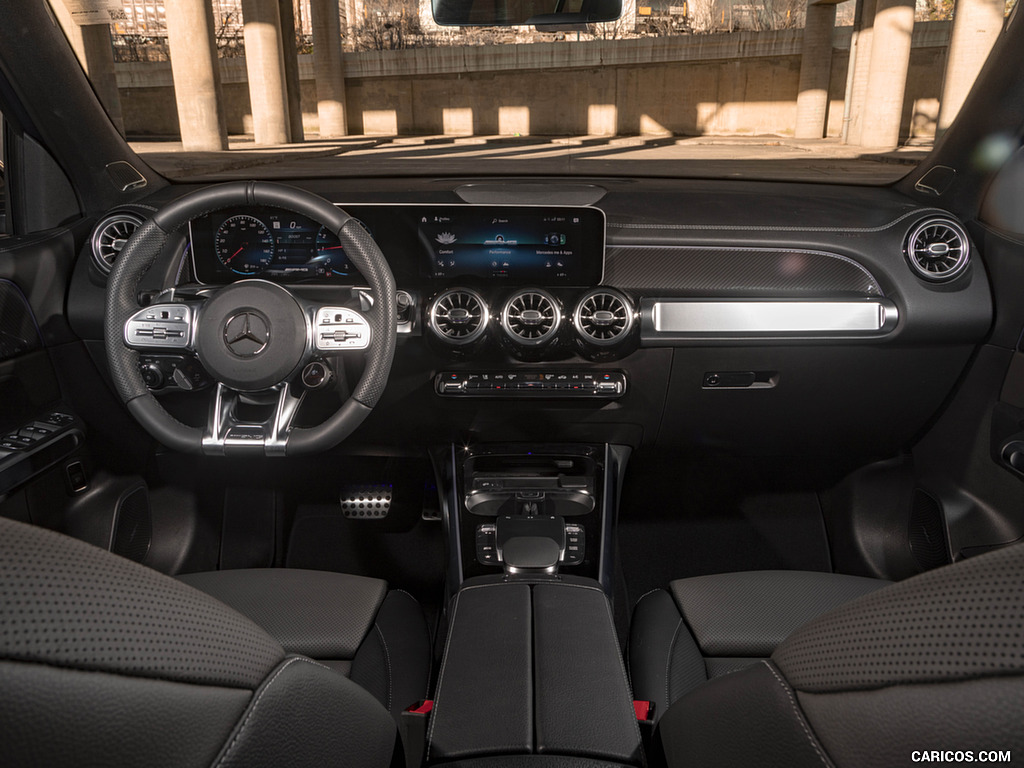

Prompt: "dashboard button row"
[436,371,626,398]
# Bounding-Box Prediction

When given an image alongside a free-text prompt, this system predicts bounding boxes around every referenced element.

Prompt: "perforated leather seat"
[634,547,1024,767]
[629,570,888,718]
[0,517,429,768]
[180,569,431,721]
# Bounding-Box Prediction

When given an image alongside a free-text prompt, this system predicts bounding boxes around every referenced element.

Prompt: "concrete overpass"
[53,0,1007,151]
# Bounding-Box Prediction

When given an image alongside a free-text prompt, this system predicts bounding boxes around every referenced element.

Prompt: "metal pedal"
[340,485,393,519]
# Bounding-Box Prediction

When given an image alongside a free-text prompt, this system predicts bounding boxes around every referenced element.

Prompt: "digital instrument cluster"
[190,209,363,284]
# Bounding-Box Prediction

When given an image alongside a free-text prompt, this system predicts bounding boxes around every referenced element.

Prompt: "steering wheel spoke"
[123,302,199,352]
[312,305,372,352]
[203,382,305,456]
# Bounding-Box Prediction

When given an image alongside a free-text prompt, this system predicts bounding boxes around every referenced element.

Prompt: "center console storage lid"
[428,584,534,762]
[427,580,642,766]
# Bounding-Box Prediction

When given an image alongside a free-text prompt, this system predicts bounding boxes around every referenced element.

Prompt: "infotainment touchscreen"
[417,206,605,284]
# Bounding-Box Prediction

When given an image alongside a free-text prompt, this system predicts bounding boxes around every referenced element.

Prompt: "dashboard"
[71,177,995,468]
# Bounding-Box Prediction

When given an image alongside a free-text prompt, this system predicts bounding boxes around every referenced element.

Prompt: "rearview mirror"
[431,0,623,26]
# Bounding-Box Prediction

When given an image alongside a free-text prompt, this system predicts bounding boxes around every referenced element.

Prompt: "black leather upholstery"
[0,517,402,768]
[178,569,388,659]
[654,544,1024,767]
[427,583,535,762]
[658,661,832,768]
[351,590,433,719]
[427,580,642,766]
[629,571,888,718]
[180,569,431,720]
[532,584,643,765]
[0,516,284,687]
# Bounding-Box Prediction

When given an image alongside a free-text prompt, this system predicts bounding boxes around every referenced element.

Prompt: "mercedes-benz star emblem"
[223,311,270,358]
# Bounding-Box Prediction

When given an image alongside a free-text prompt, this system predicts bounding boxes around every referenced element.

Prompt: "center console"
[417,443,644,767]
[436,443,630,593]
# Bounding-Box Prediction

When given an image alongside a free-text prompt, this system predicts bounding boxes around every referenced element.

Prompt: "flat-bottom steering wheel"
[104,181,396,456]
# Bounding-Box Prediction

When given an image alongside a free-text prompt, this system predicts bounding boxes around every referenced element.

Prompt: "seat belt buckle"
[633,700,653,722]
[400,700,433,768]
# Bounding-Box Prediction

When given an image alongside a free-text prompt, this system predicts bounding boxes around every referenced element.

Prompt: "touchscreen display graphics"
[420,210,585,283]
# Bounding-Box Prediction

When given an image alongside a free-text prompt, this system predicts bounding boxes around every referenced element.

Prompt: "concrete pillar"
[50,2,125,136]
[310,0,349,137]
[794,0,838,139]
[937,0,1004,133]
[844,0,877,145]
[279,0,306,142]
[241,0,292,145]
[165,0,228,151]
[859,0,915,149]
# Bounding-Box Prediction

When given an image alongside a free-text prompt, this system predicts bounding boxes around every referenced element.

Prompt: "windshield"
[56,0,1016,183]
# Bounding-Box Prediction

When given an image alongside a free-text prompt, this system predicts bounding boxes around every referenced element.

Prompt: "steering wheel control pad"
[194,280,307,392]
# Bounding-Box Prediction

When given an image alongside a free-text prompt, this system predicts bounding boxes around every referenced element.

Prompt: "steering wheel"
[104,181,396,456]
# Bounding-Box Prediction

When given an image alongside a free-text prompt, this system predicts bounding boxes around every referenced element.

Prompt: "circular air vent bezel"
[573,288,634,347]
[91,212,144,275]
[427,288,490,345]
[500,289,562,346]
[904,217,971,282]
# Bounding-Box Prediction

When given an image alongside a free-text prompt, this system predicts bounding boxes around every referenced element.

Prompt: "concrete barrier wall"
[116,22,950,139]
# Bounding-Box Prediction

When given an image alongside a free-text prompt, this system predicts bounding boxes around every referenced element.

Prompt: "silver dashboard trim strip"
[645,298,899,337]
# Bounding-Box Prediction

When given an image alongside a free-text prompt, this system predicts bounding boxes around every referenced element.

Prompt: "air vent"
[428,288,489,345]
[91,212,144,274]
[904,217,970,282]
[501,289,561,345]
[574,289,634,346]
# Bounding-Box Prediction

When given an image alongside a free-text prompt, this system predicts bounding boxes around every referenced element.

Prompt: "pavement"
[130,134,931,185]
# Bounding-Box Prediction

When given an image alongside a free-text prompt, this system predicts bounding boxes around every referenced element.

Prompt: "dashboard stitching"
[608,208,948,234]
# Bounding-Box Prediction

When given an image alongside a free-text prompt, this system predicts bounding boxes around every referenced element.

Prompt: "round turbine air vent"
[904,217,970,282]
[91,212,144,274]
[574,289,634,346]
[428,288,489,345]
[501,289,561,345]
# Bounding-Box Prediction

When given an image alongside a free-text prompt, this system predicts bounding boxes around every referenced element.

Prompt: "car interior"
[1,1,1023,766]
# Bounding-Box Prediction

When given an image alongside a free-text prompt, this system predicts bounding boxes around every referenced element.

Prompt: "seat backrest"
[657,542,1024,767]
[0,516,396,768]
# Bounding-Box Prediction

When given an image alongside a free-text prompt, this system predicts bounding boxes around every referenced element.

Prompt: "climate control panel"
[436,370,626,398]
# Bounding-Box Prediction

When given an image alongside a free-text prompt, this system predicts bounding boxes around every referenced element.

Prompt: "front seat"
[0,516,423,768]
[635,545,1024,766]
[629,570,889,717]
[179,569,430,721]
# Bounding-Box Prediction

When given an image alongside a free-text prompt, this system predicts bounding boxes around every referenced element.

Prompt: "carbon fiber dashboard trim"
[604,246,883,296]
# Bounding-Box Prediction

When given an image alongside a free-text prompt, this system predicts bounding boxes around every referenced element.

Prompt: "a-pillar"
[165,0,228,151]
[50,2,125,137]
[795,0,840,139]
[937,0,1004,134]
[310,0,349,137]
[241,0,292,145]
[859,0,915,149]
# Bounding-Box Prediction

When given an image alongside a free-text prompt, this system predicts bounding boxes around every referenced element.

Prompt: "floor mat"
[617,458,832,613]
